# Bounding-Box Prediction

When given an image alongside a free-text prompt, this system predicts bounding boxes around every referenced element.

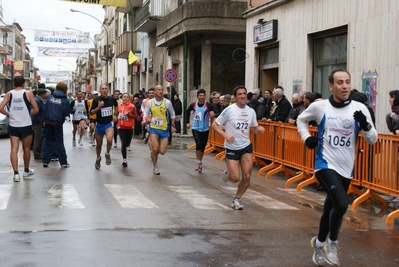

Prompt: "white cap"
[92,91,99,95]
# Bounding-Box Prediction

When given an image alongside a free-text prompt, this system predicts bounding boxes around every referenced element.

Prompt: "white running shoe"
[153,166,160,175]
[72,139,76,146]
[78,139,83,146]
[105,152,111,165]
[324,241,339,266]
[13,174,20,182]
[231,199,243,210]
[23,169,35,179]
[310,237,326,266]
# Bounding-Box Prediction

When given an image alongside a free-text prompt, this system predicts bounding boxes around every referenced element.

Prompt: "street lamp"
[58,59,75,70]
[70,8,109,85]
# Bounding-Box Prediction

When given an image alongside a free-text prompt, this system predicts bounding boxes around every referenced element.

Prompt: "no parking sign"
[164,68,177,83]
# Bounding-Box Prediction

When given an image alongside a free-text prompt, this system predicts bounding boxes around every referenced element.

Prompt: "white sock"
[315,238,325,247]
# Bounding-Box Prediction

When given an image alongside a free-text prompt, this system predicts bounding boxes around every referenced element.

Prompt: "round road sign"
[164,68,178,83]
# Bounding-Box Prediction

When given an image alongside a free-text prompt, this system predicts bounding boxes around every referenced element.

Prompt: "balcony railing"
[115,31,136,59]
[0,45,12,55]
[134,0,163,33]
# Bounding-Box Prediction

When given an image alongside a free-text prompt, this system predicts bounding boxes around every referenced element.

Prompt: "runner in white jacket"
[297,69,378,266]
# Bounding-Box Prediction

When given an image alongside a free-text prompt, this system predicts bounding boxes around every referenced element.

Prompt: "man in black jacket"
[267,86,292,122]
[173,94,183,134]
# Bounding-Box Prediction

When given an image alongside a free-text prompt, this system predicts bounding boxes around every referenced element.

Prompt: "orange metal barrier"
[350,133,399,224]
[191,119,399,225]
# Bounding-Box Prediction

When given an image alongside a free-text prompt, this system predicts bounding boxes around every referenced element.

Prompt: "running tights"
[315,169,351,242]
[118,129,133,159]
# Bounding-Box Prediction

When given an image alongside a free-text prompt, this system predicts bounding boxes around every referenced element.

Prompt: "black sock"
[14,171,19,175]
[24,168,29,173]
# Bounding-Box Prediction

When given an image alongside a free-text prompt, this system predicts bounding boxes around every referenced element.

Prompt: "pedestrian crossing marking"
[47,184,85,209]
[0,184,12,210]
[105,184,158,209]
[169,186,230,210]
[278,188,325,205]
[222,186,299,210]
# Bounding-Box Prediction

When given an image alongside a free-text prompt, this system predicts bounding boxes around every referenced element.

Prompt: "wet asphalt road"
[0,122,398,267]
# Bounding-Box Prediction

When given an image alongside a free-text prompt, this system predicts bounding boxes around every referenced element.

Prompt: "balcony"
[115,31,139,59]
[156,1,247,48]
[134,0,164,33]
[0,45,13,55]
[0,63,11,80]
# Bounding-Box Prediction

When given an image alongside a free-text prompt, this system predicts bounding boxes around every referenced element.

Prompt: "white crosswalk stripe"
[0,184,12,210]
[105,184,158,209]
[0,183,305,211]
[222,186,299,210]
[169,185,230,210]
[47,184,85,209]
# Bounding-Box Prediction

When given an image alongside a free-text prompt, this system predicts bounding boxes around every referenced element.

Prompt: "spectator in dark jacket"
[42,82,71,168]
[267,87,292,122]
[250,98,266,120]
[173,94,183,134]
[286,93,305,125]
[32,88,47,159]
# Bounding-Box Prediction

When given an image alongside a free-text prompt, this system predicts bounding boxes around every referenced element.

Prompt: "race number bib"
[194,111,202,121]
[101,107,112,117]
[118,114,128,121]
[327,128,353,148]
[235,118,249,130]
[151,117,164,126]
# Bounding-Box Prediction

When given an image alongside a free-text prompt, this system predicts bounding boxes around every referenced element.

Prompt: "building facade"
[244,0,399,132]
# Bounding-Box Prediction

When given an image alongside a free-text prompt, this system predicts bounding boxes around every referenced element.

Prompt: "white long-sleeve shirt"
[297,99,378,178]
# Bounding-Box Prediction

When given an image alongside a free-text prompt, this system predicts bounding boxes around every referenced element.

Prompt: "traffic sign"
[164,68,178,83]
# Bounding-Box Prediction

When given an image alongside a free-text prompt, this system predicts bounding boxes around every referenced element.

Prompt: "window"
[312,26,348,98]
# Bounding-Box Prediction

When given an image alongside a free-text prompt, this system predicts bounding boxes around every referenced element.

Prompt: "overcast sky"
[2,0,105,72]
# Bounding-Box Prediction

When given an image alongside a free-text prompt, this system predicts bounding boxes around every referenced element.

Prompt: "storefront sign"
[253,20,278,44]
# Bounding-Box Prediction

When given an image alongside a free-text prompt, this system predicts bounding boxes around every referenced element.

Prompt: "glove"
[353,110,368,130]
[305,136,318,149]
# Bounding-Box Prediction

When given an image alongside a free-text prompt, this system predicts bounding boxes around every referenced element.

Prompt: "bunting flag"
[128,50,139,65]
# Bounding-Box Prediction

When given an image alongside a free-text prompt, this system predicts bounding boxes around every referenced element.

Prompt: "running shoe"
[195,163,203,173]
[13,174,20,182]
[113,143,117,148]
[95,156,101,169]
[153,166,160,175]
[324,241,339,266]
[43,163,49,168]
[51,158,59,161]
[231,199,243,210]
[127,146,131,151]
[78,139,83,146]
[23,169,35,179]
[88,135,93,144]
[72,139,76,146]
[143,132,149,144]
[222,170,228,182]
[105,152,111,165]
[310,236,326,266]
[61,163,70,168]
[122,160,128,167]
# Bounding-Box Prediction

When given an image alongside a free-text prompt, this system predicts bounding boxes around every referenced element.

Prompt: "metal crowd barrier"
[189,119,399,225]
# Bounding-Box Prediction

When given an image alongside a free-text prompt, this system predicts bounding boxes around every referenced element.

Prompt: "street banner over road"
[37,47,89,58]
[35,30,91,44]
[59,0,127,7]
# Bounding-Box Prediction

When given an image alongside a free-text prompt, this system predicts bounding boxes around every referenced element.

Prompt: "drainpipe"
[183,33,188,134]
[129,0,134,94]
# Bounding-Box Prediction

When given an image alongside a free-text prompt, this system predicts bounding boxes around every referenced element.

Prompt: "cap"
[252,89,260,95]
[92,91,99,95]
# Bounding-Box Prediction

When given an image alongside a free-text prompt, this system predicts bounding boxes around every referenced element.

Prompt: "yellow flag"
[128,50,139,65]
